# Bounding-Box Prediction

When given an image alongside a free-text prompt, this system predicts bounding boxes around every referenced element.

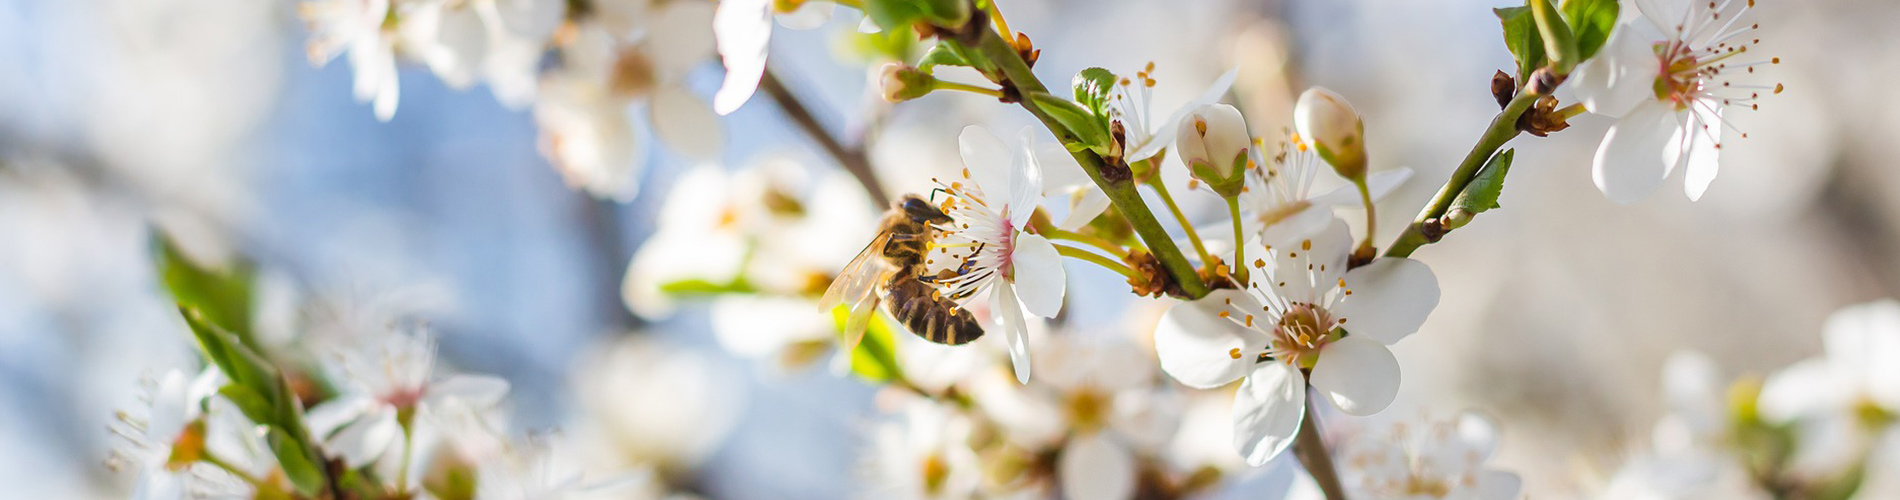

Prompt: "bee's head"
[898,195,952,225]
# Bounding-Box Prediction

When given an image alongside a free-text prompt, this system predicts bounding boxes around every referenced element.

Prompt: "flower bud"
[878,63,936,103]
[1294,87,1367,180]
[1175,103,1251,197]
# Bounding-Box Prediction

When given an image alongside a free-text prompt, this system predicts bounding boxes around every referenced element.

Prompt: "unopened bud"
[878,63,936,103]
[1175,103,1251,197]
[1294,86,1367,180]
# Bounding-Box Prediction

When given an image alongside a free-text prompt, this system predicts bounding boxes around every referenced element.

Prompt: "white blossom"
[1239,133,1412,247]
[1332,412,1521,500]
[306,331,510,471]
[1569,0,1773,202]
[932,126,1069,384]
[300,0,400,121]
[1154,218,1438,465]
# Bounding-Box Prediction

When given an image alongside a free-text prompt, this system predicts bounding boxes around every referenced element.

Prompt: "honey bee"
[819,195,985,351]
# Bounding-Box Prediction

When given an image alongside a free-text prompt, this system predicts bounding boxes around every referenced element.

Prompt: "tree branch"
[759,67,891,208]
[1294,391,1349,500]
[1383,90,1539,258]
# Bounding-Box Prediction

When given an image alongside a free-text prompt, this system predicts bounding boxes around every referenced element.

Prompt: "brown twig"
[758,67,891,208]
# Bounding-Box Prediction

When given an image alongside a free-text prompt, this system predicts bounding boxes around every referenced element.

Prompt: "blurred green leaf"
[1561,0,1620,61]
[266,428,329,496]
[832,306,902,384]
[1496,6,1547,85]
[1532,0,1579,72]
[852,27,919,63]
[658,278,757,296]
[864,0,927,32]
[1453,148,1515,215]
[1072,67,1117,117]
[157,234,258,351]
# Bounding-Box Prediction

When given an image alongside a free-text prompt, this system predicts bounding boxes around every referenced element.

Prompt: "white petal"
[646,1,717,76]
[1233,362,1306,466]
[1475,470,1524,500]
[1757,359,1850,422]
[1676,102,1723,201]
[1823,300,1900,409]
[958,125,1012,197]
[1258,204,1335,249]
[328,408,400,466]
[776,0,835,30]
[1331,257,1439,344]
[1635,0,1694,34]
[1456,411,1502,460]
[1058,188,1111,231]
[1036,142,1089,189]
[1134,68,1241,163]
[1593,101,1678,204]
[1361,167,1413,202]
[1009,127,1047,226]
[711,0,771,115]
[1568,25,1662,117]
[1265,217,1351,301]
[427,374,511,408]
[1308,336,1399,416]
[304,394,373,437]
[133,470,185,500]
[996,286,1033,384]
[148,371,192,440]
[1008,233,1066,318]
[1153,290,1271,389]
[1059,433,1137,500]
[649,86,722,160]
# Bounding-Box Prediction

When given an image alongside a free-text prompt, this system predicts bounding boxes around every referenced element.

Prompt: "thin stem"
[953,24,1210,298]
[1042,227,1128,259]
[759,66,891,208]
[1383,91,1540,258]
[1055,243,1141,281]
[1354,179,1377,254]
[1293,390,1349,500]
[396,419,415,492]
[1226,196,1248,284]
[201,451,267,490]
[934,80,1004,98]
[1148,178,1214,266]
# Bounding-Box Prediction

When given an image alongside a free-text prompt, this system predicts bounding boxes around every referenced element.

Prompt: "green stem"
[1042,227,1127,259]
[1383,91,1539,258]
[955,24,1209,298]
[396,415,416,493]
[1055,244,1141,281]
[934,80,1004,98]
[1354,179,1377,254]
[1149,177,1213,266]
[202,451,268,490]
[1226,196,1248,284]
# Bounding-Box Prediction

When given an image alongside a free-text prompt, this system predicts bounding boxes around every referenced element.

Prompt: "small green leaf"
[1562,0,1620,61]
[1453,149,1515,215]
[917,40,970,69]
[854,28,918,63]
[1072,67,1117,117]
[864,0,928,32]
[217,385,274,423]
[1495,6,1547,85]
[157,234,258,351]
[1029,92,1112,154]
[831,307,902,384]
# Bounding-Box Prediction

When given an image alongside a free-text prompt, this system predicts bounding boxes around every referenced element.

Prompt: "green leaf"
[217,385,274,423]
[1453,148,1515,214]
[1562,0,1620,61]
[864,0,928,32]
[853,27,918,63]
[157,234,259,351]
[1029,92,1112,155]
[1495,6,1547,85]
[266,428,329,496]
[831,307,901,383]
[917,40,971,69]
[1532,0,1579,72]
[1071,67,1117,117]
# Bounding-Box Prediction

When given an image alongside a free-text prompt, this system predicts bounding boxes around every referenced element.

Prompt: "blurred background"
[0,0,1892,498]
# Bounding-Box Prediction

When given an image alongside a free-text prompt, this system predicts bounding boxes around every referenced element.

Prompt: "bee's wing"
[819,232,891,310]
[839,277,885,355]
